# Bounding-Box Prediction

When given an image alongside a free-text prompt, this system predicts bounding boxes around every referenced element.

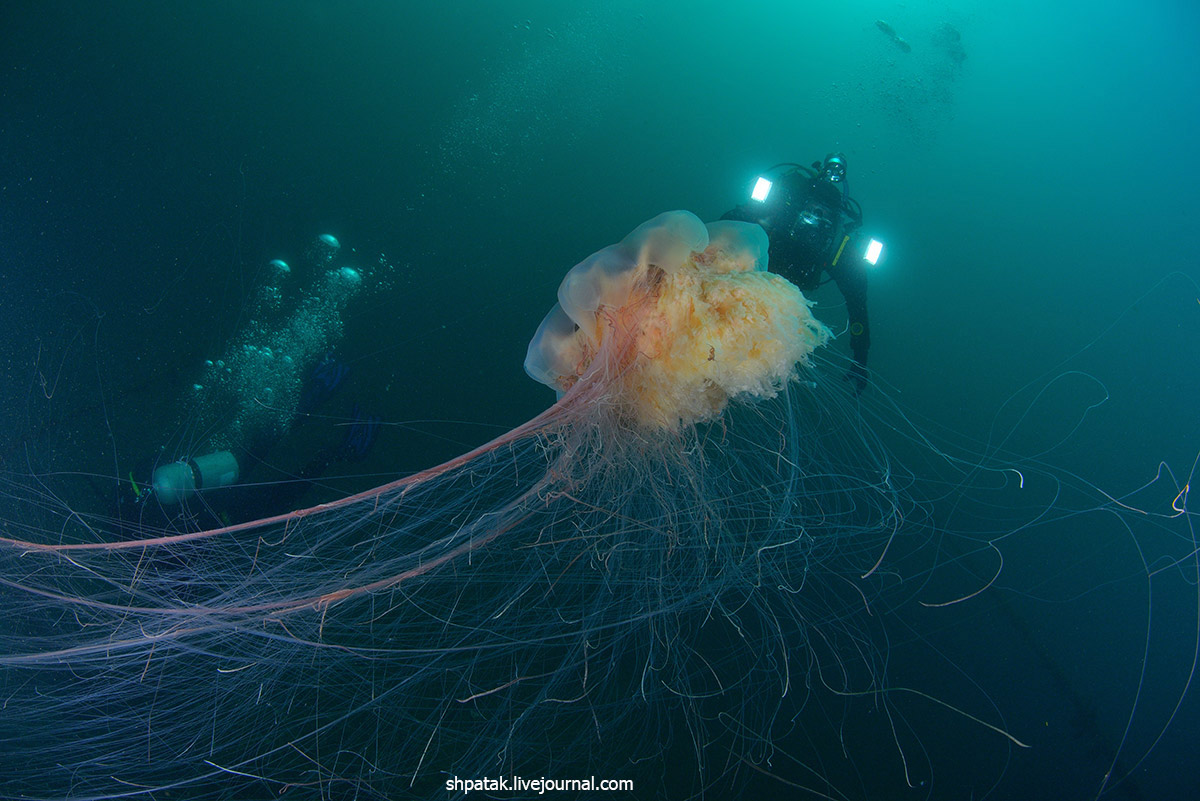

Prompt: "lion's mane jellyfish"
[0,212,927,798]
[525,211,828,429]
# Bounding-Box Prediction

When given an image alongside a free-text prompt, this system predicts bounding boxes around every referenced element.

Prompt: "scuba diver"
[722,153,872,393]
[121,234,392,526]
[123,351,382,530]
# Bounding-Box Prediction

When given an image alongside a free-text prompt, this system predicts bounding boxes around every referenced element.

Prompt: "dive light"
[864,238,883,265]
[751,177,772,202]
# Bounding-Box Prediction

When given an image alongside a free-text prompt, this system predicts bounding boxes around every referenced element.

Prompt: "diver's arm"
[829,252,870,367]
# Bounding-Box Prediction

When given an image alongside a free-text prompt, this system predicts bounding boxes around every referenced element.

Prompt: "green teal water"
[1,1,1197,798]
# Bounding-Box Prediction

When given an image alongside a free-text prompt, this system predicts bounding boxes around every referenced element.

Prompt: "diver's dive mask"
[820,154,846,183]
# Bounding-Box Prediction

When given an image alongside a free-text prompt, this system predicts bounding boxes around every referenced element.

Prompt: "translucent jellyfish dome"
[525,211,829,428]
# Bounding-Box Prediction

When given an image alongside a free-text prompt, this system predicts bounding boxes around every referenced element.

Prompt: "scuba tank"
[151,450,240,505]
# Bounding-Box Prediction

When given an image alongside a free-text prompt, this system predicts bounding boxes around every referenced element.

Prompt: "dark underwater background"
[2,1,1198,799]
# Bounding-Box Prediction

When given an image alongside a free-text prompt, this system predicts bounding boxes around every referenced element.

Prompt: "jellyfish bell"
[526,210,828,430]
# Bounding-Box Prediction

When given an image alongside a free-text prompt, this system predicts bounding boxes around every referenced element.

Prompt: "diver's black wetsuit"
[722,168,871,371]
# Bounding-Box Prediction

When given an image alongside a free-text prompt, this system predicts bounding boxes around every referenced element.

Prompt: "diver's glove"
[844,361,868,396]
